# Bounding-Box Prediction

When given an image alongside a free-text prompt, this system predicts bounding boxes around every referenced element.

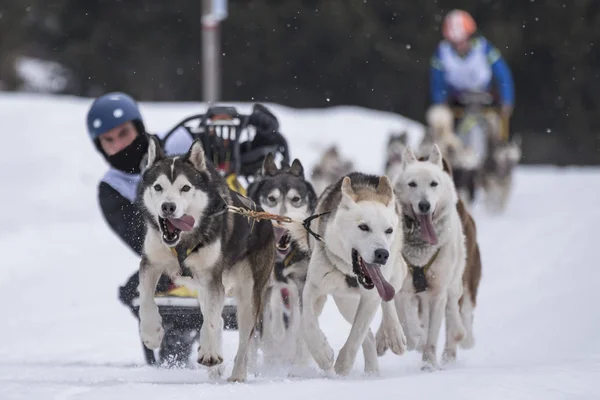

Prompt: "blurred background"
[0,0,598,165]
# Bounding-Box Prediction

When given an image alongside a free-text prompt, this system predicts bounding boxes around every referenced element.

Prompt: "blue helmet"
[86,92,145,141]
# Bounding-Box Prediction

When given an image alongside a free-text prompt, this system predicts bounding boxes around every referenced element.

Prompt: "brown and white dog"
[376,145,466,370]
[376,151,482,368]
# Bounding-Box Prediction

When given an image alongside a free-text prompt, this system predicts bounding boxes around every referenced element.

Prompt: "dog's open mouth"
[351,249,396,302]
[158,215,195,246]
[415,212,438,245]
[273,225,292,257]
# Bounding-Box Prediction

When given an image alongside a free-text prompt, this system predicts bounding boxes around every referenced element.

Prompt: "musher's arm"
[430,45,448,104]
[98,182,145,256]
[485,40,515,108]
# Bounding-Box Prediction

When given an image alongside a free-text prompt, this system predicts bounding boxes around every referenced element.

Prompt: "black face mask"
[98,134,149,174]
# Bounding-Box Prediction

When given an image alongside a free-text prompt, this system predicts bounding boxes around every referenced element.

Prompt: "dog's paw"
[441,349,457,365]
[227,371,246,383]
[208,364,225,380]
[421,361,441,372]
[363,365,380,377]
[421,346,440,372]
[310,340,335,371]
[384,324,407,356]
[139,311,164,350]
[334,352,353,376]
[375,326,389,357]
[459,331,475,349]
[197,347,224,367]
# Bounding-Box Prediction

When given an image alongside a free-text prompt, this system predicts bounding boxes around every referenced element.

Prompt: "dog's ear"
[377,175,394,206]
[186,139,207,171]
[428,144,443,168]
[341,176,357,205]
[402,145,417,166]
[326,145,339,157]
[289,159,304,177]
[145,134,164,170]
[262,152,278,176]
[441,157,454,177]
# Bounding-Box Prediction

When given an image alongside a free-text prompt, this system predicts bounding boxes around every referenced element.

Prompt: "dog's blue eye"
[154,184,162,192]
[181,185,191,192]
[408,181,417,188]
[430,181,438,187]
[385,228,393,235]
[358,224,370,232]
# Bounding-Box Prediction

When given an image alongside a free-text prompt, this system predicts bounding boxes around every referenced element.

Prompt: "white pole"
[202,0,221,104]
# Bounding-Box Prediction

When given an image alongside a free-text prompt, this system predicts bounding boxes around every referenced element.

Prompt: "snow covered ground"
[0,93,598,399]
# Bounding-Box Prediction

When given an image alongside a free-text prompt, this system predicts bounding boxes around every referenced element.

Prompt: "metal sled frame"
[163,105,290,181]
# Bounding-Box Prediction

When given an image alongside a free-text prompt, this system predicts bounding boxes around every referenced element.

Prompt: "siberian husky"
[246,153,318,369]
[135,136,275,382]
[384,131,409,182]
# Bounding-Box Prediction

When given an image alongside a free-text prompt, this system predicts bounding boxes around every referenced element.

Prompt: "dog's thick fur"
[441,158,482,351]
[385,131,409,182]
[377,145,466,370]
[301,172,408,376]
[246,153,318,368]
[136,137,274,382]
[481,135,522,213]
[310,145,354,196]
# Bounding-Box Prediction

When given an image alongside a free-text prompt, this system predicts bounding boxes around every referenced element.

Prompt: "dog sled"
[132,103,290,366]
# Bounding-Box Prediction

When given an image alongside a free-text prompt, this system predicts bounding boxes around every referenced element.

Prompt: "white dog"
[301,173,408,376]
[377,145,467,370]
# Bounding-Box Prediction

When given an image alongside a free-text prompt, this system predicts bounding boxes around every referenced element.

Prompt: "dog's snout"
[418,200,431,213]
[374,248,389,265]
[161,202,177,216]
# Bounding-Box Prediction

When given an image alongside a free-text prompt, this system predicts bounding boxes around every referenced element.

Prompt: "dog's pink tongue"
[363,262,396,302]
[417,214,438,245]
[167,215,195,231]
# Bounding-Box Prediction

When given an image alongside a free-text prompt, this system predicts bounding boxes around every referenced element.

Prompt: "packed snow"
[0,93,598,399]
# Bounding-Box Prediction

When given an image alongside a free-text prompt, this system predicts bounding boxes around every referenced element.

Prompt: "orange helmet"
[442,10,477,43]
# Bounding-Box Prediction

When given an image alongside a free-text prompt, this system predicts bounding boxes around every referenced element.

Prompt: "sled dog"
[377,145,467,370]
[301,172,408,376]
[246,153,318,368]
[136,136,274,382]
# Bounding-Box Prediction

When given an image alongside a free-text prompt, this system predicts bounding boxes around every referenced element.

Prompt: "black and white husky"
[136,136,275,382]
[247,153,318,369]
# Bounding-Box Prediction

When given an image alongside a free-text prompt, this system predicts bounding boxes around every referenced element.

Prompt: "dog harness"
[404,248,441,293]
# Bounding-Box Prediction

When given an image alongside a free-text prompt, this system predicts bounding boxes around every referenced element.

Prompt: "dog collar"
[403,248,440,293]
